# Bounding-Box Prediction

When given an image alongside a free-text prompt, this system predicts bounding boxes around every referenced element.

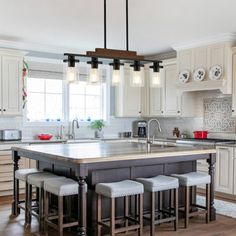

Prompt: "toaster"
[0,129,22,141]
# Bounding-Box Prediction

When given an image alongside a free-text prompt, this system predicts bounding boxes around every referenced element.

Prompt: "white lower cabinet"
[197,146,236,195]
[215,146,234,194]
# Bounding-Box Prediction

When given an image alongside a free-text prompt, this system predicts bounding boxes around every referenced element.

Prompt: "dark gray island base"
[11,142,216,236]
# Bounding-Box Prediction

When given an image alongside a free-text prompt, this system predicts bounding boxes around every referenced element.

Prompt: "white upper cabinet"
[176,42,234,94]
[147,59,181,117]
[231,47,236,116]
[0,50,24,116]
[162,62,181,116]
[115,64,142,117]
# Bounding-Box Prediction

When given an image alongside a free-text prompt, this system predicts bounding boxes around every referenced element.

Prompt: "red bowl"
[193,131,208,139]
[37,134,53,140]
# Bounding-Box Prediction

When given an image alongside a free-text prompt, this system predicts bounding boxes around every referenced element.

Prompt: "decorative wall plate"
[209,65,222,80]
[193,68,206,82]
[178,70,190,83]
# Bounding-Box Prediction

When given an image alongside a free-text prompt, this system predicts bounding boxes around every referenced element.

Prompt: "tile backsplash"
[204,97,235,132]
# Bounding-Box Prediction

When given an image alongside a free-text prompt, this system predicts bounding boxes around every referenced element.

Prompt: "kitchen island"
[11,141,216,236]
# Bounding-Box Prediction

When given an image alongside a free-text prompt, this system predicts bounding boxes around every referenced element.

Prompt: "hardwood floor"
[1,197,236,236]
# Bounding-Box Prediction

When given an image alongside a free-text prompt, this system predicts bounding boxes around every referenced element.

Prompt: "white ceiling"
[0,0,236,55]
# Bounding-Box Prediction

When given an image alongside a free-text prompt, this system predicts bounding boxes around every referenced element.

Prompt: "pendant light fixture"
[87,57,102,84]
[109,59,124,86]
[150,61,163,88]
[63,55,80,83]
[63,0,162,86]
[130,61,144,87]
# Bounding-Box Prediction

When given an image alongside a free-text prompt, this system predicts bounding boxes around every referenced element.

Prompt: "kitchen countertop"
[12,141,216,164]
[0,139,67,145]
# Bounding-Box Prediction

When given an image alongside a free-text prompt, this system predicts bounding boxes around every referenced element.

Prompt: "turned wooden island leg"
[76,176,87,236]
[12,150,20,216]
[207,153,216,221]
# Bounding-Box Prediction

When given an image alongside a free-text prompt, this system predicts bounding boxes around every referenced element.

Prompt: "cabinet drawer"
[0,181,25,191]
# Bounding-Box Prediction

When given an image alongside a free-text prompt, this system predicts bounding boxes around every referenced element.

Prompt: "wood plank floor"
[1,198,236,236]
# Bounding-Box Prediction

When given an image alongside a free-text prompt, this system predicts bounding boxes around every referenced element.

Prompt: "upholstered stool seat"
[171,172,211,228]
[96,180,144,236]
[137,175,179,235]
[27,172,64,188]
[15,168,41,181]
[172,172,210,186]
[44,178,86,236]
[137,175,179,192]
[96,180,144,198]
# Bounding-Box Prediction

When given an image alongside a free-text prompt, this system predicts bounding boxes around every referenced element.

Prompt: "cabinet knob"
[0,109,1,111]
[3,109,6,112]
[177,111,180,113]
[161,111,164,114]
[232,110,235,113]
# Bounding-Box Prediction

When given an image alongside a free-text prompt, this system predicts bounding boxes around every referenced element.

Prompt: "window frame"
[23,58,110,127]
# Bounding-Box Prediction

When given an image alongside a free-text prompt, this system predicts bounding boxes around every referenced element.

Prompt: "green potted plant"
[89,119,105,138]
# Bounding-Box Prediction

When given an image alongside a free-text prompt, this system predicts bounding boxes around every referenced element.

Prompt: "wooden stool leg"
[39,187,44,232]
[44,190,49,234]
[25,182,29,226]
[27,184,33,226]
[185,186,190,228]
[206,183,210,224]
[150,192,155,236]
[174,188,179,231]
[139,194,143,236]
[58,196,64,236]
[124,196,129,232]
[97,194,102,236]
[110,198,115,236]
[169,189,172,216]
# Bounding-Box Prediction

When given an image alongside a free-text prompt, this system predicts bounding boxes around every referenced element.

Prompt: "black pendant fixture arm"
[63,55,80,67]
[150,61,163,72]
[126,0,129,51]
[104,0,107,49]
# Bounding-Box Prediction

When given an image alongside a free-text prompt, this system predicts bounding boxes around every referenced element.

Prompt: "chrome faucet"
[70,119,80,139]
[146,118,162,152]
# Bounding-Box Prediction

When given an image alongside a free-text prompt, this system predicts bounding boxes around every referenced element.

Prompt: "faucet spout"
[71,119,80,139]
[147,119,162,144]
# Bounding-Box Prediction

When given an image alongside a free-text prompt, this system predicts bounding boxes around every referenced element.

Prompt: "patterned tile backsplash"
[204,97,235,132]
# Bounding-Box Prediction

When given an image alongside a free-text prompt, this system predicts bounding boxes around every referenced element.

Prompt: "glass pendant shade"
[112,69,120,86]
[65,66,78,84]
[89,68,100,84]
[131,69,144,87]
[150,71,161,88]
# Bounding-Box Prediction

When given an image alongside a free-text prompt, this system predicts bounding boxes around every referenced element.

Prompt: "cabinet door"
[2,55,22,116]
[115,66,141,117]
[215,147,234,194]
[163,63,181,116]
[232,48,236,116]
[149,87,162,116]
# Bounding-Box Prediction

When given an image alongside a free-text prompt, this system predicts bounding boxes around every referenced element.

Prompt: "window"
[69,82,107,121]
[26,65,108,123]
[27,78,63,122]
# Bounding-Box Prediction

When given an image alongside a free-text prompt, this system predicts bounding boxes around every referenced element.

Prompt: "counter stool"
[14,168,41,222]
[96,180,144,236]
[171,172,211,228]
[27,172,65,231]
[44,177,86,236]
[137,175,179,236]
